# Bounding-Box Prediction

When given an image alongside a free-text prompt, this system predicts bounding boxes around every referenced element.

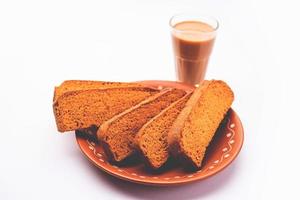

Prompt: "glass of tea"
[170,13,219,85]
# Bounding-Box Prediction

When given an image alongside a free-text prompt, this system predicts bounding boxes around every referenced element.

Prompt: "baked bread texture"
[54,80,145,101]
[53,87,159,132]
[168,80,234,168]
[98,88,186,162]
[135,93,192,169]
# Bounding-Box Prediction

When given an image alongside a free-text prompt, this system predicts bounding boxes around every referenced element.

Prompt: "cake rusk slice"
[135,92,192,169]
[98,88,187,162]
[53,87,159,132]
[168,80,234,168]
[54,80,146,102]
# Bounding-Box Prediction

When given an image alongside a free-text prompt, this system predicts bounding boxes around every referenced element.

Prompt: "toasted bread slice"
[135,93,192,169]
[168,80,234,168]
[53,87,159,132]
[98,88,187,162]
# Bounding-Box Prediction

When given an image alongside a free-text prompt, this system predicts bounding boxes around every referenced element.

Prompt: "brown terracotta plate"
[75,80,244,186]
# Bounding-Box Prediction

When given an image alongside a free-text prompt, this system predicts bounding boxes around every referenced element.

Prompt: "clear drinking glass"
[170,13,219,85]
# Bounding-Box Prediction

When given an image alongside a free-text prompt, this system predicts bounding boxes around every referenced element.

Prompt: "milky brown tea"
[171,20,216,85]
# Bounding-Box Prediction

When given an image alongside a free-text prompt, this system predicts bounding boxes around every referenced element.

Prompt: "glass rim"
[169,13,219,34]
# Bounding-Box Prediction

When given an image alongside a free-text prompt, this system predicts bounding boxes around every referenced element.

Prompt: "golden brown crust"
[168,80,234,168]
[167,81,210,159]
[99,90,172,162]
[98,89,175,161]
[98,89,172,136]
[98,88,187,162]
[53,80,145,102]
[135,92,192,169]
[53,79,234,170]
[53,87,159,132]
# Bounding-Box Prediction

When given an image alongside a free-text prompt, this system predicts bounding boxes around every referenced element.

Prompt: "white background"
[0,0,299,199]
